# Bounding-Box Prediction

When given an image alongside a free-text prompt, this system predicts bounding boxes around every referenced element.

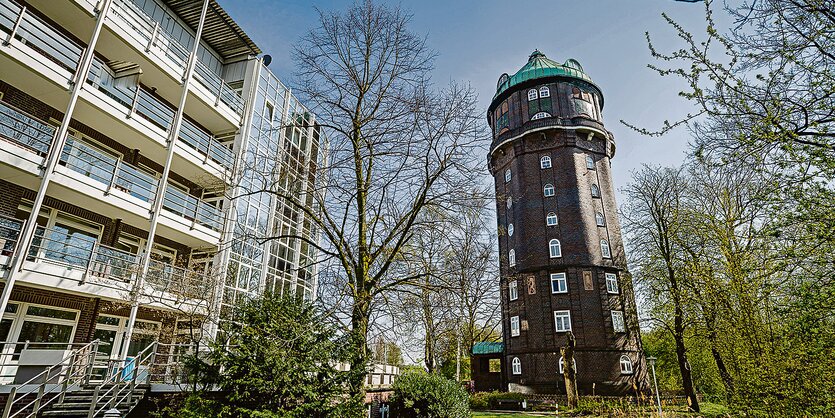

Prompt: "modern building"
[0,0,322,414]
[486,50,648,395]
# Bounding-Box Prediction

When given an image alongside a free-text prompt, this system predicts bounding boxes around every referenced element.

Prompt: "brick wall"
[0,283,100,344]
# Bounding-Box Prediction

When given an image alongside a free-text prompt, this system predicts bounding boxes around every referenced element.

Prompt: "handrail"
[0,100,55,155]
[88,341,157,418]
[1,339,100,418]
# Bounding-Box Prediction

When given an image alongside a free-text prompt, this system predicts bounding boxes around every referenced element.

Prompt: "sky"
[219,0,714,201]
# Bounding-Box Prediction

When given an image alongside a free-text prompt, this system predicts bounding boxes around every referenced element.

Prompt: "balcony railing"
[0,101,54,154]
[25,223,216,301]
[108,0,245,116]
[0,215,23,260]
[0,0,83,72]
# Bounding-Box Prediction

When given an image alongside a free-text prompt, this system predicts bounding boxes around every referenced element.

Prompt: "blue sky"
[219,0,713,200]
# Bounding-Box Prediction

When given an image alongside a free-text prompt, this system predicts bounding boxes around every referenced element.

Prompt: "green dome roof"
[493,50,599,102]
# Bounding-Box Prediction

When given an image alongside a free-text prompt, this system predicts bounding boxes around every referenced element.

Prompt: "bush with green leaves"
[389,371,469,418]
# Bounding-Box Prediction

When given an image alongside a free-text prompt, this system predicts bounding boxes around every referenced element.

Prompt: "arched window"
[572,87,595,117]
[508,223,514,237]
[558,356,577,374]
[601,239,611,258]
[543,184,555,197]
[531,112,551,120]
[595,212,605,226]
[506,196,512,209]
[591,184,601,198]
[549,239,562,258]
[539,86,550,98]
[512,357,522,375]
[504,169,511,183]
[540,155,552,169]
[586,155,595,170]
[527,89,538,101]
[509,249,516,267]
[546,212,558,226]
[620,355,633,374]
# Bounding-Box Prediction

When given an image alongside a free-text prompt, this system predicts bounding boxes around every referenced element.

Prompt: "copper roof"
[162,0,261,61]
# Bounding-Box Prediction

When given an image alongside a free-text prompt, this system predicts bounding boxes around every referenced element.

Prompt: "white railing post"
[145,21,159,52]
[128,84,141,118]
[87,386,100,418]
[2,386,16,418]
[80,241,99,285]
[106,159,121,195]
[3,5,26,46]
[214,77,224,107]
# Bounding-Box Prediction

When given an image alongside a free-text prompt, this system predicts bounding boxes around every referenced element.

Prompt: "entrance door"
[91,315,160,381]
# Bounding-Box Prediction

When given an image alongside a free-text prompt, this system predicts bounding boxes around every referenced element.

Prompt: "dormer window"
[527,89,538,101]
[531,112,551,120]
[539,86,550,98]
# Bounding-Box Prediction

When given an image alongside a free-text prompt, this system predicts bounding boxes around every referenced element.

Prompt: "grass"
[471,403,734,417]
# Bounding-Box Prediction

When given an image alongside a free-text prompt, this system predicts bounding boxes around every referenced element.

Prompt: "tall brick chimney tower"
[488,50,648,394]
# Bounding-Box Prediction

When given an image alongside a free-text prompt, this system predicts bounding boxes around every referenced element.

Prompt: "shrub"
[389,371,469,418]
[468,392,490,410]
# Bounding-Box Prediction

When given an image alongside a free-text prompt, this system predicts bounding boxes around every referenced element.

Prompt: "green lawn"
[471,413,546,418]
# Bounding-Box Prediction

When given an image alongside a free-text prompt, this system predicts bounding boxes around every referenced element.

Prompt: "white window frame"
[612,310,625,332]
[508,249,516,267]
[527,89,538,101]
[0,302,80,378]
[554,310,572,332]
[549,239,562,258]
[546,212,558,226]
[504,169,511,183]
[620,355,633,374]
[596,212,606,226]
[510,316,520,337]
[543,184,555,197]
[586,155,595,170]
[550,273,567,294]
[601,239,611,258]
[540,156,552,169]
[606,273,619,294]
[531,112,551,120]
[512,357,522,375]
[591,184,601,198]
[559,356,577,374]
[506,196,512,209]
[539,86,550,98]
[509,280,518,301]
[507,223,514,237]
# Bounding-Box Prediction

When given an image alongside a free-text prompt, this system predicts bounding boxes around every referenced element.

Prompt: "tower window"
[549,239,562,258]
[540,156,552,169]
[596,212,605,226]
[539,86,550,98]
[510,316,520,337]
[586,155,595,170]
[509,280,518,301]
[572,87,595,118]
[527,89,538,101]
[559,356,577,374]
[509,249,516,267]
[554,310,572,332]
[531,112,551,120]
[508,223,514,237]
[504,169,511,183]
[606,273,619,294]
[612,310,625,332]
[506,196,512,209]
[550,273,567,293]
[620,355,633,374]
[543,184,555,197]
[591,184,601,198]
[601,239,611,258]
[512,357,522,375]
[546,212,558,226]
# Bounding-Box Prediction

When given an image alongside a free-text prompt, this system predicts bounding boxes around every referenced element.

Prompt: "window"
[572,87,596,118]
[504,169,511,183]
[506,196,512,209]
[509,280,518,301]
[512,357,522,375]
[527,89,538,101]
[620,355,633,374]
[559,356,577,374]
[495,100,509,133]
[586,155,595,170]
[550,273,567,293]
[601,239,611,258]
[543,184,555,197]
[531,112,551,120]
[591,184,601,198]
[554,310,572,332]
[546,212,558,226]
[508,224,514,237]
[606,273,619,294]
[596,212,606,226]
[540,156,552,169]
[509,249,516,267]
[549,239,562,258]
[539,86,550,98]
[510,316,520,337]
[612,310,625,332]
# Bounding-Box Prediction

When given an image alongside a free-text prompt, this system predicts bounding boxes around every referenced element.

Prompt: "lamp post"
[647,356,662,416]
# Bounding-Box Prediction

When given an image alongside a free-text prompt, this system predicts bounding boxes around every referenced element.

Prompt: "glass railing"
[0,0,83,72]
[0,101,55,154]
[147,259,214,300]
[60,135,118,185]
[163,186,222,231]
[0,215,23,259]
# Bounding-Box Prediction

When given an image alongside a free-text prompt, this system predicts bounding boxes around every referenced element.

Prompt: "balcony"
[0,101,225,236]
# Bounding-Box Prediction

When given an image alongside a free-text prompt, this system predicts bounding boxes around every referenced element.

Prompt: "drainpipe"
[0,0,114,317]
[119,0,209,361]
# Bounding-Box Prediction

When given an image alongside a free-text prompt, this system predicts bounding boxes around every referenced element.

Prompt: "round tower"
[488,50,648,395]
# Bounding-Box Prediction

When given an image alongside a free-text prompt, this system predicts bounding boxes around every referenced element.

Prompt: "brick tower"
[488,50,648,395]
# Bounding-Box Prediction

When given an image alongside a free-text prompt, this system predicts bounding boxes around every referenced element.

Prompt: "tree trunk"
[349,294,371,402]
[705,323,734,398]
[674,306,700,412]
[561,332,579,409]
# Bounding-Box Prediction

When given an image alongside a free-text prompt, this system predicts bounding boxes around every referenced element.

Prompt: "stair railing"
[87,341,157,418]
[1,339,100,418]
